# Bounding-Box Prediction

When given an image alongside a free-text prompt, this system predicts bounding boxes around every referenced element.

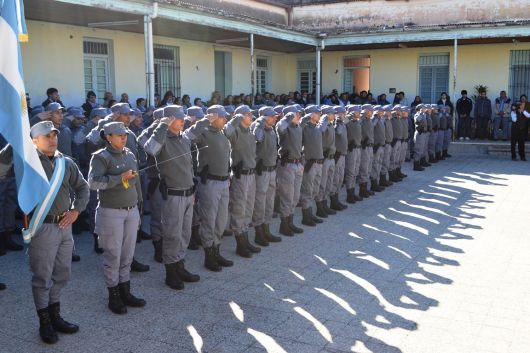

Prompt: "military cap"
[334,106,346,114]
[320,105,335,115]
[187,106,205,118]
[103,122,128,135]
[89,108,108,120]
[30,121,59,138]
[164,105,186,119]
[110,103,133,114]
[294,104,304,113]
[304,105,320,114]
[383,105,393,112]
[372,105,383,111]
[361,104,373,111]
[347,105,361,113]
[273,105,284,114]
[132,108,143,116]
[69,107,85,118]
[438,105,449,110]
[207,105,228,117]
[259,106,276,117]
[282,105,298,115]
[234,105,251,115]
[45,102,65,112]
[153,107,165,120]
[430,104,439,109]
[224,105,235,114]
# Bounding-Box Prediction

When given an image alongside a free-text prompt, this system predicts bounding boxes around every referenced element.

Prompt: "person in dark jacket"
[456,90,473,140]
[473,91,492,140]
[41,88,65,108]
[511,103,530,161]
[81,91,100,119]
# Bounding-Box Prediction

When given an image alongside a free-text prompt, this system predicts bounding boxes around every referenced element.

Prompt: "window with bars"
[418,54,449,104]
[154,44,181,97]
[297,59,317,93]
[343,56,370,93]
[509,50,530,102]
[83,39,111,104]
[256,57,269,94]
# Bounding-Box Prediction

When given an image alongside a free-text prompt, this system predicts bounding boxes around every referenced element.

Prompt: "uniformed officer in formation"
[0,121,89,344]
[317,105,339,216]
[370,105,386,193]
[251,106,282,245]
[224,105,261,258]
[184,105,233,272]
[380,105,394,188]
[299,104,325,226]
[344,105,363,203]
[88,122,146,314]
[359,104,375,198]
[428,104,439,164]
[413,104,428,171]
[330,105,349,210]
[144,105,200,290]
[276,107,304,236]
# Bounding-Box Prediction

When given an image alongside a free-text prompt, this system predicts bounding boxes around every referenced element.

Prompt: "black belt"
[44,215,63,224]
[262,165,276,172]
[239,169,255,175]
[311,159,324,164]
[112,205,136,211]
[207,174,229,181]
[326,155,335,160]
[167,185,195,197]
[285,158,301,164]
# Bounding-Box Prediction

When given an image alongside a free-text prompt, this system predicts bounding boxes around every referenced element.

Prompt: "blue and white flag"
[0,0,50,214]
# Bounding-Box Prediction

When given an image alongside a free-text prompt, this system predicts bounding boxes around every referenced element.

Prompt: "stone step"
[448,141,530,155]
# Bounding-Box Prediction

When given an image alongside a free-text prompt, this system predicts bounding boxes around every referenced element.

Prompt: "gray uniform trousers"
[443,129,452,150]
[422,132,430,158]
[197,179,229,247]
[400,139,408,166]
[29,224,73,310]
[148,187,163,242]
[413,131,424,162]
[318,158,335,202]
[300,162,322,209]
[95,207,140,287]
[428,131,437,155]
[277,162,303,218]
[332,155,345,194]
[436,130,444,153]
[381,144,392,176]
[344,148,361,189]
[87,190,98,233]
[161,194,193,264]
[370,146,384,180]
[229,174,255,234]
[390,141,401,171]
[252,170,276,227]
[359,147,373,184]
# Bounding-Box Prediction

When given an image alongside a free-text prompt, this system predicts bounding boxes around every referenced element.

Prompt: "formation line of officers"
[0,101,452,344]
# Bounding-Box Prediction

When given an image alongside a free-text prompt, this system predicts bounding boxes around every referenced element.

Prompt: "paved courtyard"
[0,154,529,353]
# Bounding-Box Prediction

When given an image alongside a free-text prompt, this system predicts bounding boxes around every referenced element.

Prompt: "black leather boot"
[71,251,80,262]
[131,258,150,272]
[309,207,323,224]
[288,214,303,233]
[315,201,328,218]
[222,230,233,236]
[429,154,438,164]
[187,225,201,250]
[164,263,184,290]
[323,200,337,215]
[443,149,451,158]
[3,231,22,251]
[107,285,127,314]
[245,232,261,253]
[370,178,384,192]
[279,217,294,236]
[0,282,6,290]
[37,307,58,344]
[0,232,6,256]
[359,183,371,198]
[379,174,392,187]
[421,157,431,167]
[254,225,270,246]
[176,260,200,282]
[48,302,79,334]
[414,161,425,171]
[301,208,316,227]
[203,246,222,272]
[118,281,146,307]
[263,224,282,243]
[398,167,407,178]
[138,229,152,240]
[436,151,443,161]
[152,240,162,263]
[389,170,401,182]
[346,188,356,204]
[215,244,234,267]
[235,233,253,258]
[93,233,103,254]
[330,194,347,211]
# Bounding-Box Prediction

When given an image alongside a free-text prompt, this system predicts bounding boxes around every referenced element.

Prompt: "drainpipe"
[316,39,323,105]
[144,2,158,107]
[250,33,255,106]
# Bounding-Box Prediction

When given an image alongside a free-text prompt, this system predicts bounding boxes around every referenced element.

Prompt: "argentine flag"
[0,0,50,214]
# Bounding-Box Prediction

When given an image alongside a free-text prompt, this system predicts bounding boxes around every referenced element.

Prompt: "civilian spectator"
[474,91,492,140]
[41,87,65,108]
[456,90,473,140]
[82,91,100,119]
[494,90,511,141]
